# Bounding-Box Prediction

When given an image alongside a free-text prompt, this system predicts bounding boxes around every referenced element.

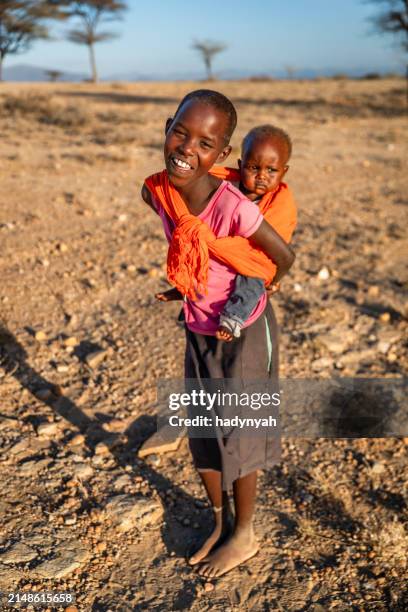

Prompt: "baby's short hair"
[242,125,292,160]
[174,89,237,143]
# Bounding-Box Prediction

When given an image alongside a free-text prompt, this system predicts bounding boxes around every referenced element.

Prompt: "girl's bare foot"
[215,326,233,342]
[189,509,233,565]
[197,525,259,578]
[155,288,183,301]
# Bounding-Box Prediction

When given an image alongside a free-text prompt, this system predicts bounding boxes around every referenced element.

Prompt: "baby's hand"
[155,288,183,302]
[266,282,281,297]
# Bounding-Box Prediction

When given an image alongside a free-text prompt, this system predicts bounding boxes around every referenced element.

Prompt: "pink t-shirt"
[153,180,267,335]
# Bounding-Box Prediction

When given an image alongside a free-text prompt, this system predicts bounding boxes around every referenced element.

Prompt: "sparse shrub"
[361,72,381,80]
[1,94,89,128]
[248,75,274,82]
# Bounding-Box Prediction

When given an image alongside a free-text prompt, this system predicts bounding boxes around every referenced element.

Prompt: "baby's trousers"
[221,275,265,325]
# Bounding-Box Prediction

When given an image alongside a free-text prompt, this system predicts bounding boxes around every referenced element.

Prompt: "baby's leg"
[216,276,265,342]
[189,469,233,565]
[198,470,259,577]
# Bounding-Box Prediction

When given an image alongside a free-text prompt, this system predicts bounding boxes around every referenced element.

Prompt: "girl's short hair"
[174,89,237,143]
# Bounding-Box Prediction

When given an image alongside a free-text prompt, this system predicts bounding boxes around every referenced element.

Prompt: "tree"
[64,1,127,83]
[191,39,227,80]
[366,0,408,51]
[45,68,63,81]
[0,1,63,81]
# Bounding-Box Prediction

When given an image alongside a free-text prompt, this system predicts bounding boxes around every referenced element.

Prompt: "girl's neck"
[178,173,222,215]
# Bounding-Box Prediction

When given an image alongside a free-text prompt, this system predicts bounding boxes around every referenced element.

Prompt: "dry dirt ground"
[0,79,407,611]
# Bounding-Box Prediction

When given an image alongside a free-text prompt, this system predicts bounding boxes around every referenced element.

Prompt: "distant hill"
[3,62,403,83]
[3,63,87,82]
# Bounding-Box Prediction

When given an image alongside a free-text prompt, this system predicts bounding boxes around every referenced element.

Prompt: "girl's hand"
[266,282,281,297]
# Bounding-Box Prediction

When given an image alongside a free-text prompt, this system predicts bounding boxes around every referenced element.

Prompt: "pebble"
[0,542,38,564]
[317,266,330,281]
[85,349,108,369]
[64,336,78,347]
[33,542,89,579]
[68,434,85,446]
[311,357,332,371]
[371,462,385,474]
[104,494,163,532]
[37,422,59,437]
[72,464,94,480]
[35,330,47,341]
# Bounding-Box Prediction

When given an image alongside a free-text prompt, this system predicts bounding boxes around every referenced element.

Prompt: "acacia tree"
[64,1,127,83]
[45,68,63,81]
[192,39,227,80]
[367,0,408,49]
[0,1,63,81]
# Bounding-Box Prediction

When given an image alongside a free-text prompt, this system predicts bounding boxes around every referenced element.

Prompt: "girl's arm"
[248,219,295,284]
[141,185,158,214]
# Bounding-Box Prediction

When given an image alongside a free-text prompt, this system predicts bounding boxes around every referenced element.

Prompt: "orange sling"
[144,168,297,301]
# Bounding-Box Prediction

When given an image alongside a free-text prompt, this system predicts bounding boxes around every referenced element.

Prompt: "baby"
[216,124,296,341]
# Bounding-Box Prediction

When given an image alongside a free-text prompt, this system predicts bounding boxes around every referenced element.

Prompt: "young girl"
[141,90,295,578]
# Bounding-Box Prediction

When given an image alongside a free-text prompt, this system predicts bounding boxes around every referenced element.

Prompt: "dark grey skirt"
[184,300,281,490]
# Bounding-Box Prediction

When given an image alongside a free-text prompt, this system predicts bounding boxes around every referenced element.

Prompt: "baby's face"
[239,137,289,200]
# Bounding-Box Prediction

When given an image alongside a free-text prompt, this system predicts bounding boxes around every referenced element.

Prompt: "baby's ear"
[217,144,232,163]
[165,117,173,134]
[283,164,289,176]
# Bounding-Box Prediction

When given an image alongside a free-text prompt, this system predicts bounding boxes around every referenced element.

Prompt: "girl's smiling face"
[164,100,231,188]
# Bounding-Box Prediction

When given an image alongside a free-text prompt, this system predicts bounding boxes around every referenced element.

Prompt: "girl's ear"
[165,118,173,134]
[217,145,232,163]
[282,164,289,177]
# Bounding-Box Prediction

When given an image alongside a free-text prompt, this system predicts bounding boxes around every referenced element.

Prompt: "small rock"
[71,463,93,480]
[339,349,375,366]
[68,434,85,446]
[85,349,108,369]
[104,494,163,532]
[379,312,391,323]
[57,364,69,373]
[294,283,302,292]
[37,422,59,437]
[0,542,38,564]
[113,475,132,490]
[311,357,332,371]
[317,267,330,281]
[57,242,68,253]
[371,462,385,474]
[35,330,47,342]
[94,442,110,456]
[377,341,391,354]
[34,542,89,579]
[64,336,78,347]
[138,424,186,458]
[64,516,77,526]
[319,331,352,354]
[148,268,160,278]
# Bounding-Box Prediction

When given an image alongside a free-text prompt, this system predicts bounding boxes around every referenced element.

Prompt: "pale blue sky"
[7,0,405,77]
